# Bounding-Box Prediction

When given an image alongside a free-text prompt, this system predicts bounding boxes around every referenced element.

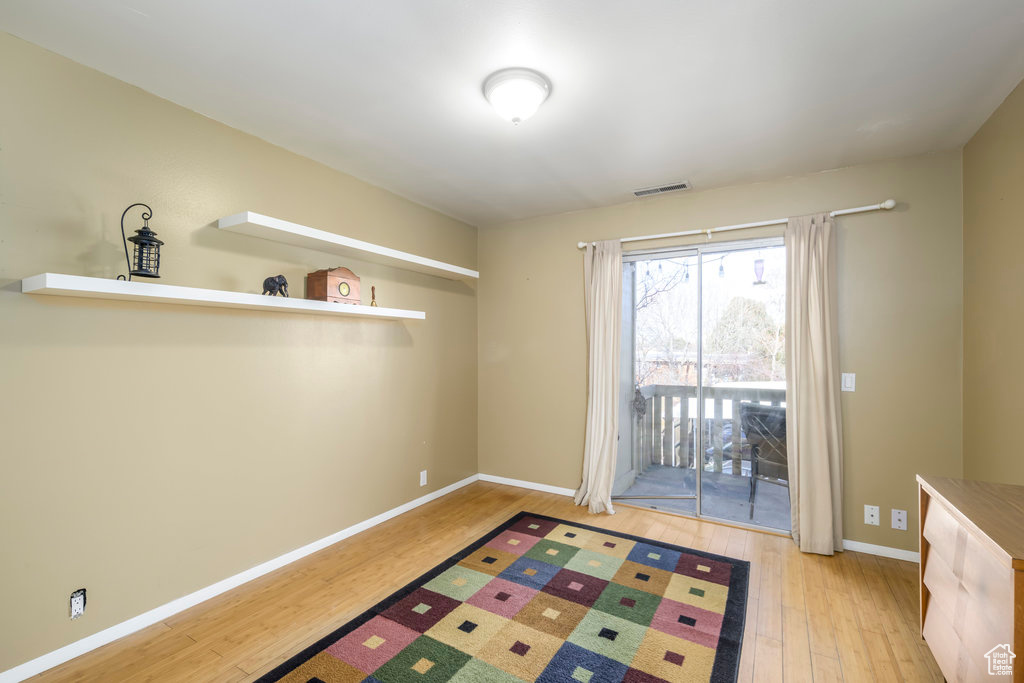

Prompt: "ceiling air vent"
[633,181,691,198]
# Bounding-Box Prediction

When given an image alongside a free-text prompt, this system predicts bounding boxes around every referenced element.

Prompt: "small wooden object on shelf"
[306,267,360,305]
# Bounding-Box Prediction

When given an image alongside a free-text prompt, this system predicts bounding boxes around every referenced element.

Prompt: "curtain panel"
[575,239,622,514]
[786,213,844,554]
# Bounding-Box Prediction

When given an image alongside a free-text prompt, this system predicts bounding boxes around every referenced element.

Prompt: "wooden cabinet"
[918,475,1024,682]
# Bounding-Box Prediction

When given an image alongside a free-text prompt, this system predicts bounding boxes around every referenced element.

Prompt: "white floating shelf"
[217,212,479,281]
[21,273,426,321]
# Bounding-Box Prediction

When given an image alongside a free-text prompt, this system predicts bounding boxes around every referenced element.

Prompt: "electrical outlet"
[892,509,908,531]
[864,505,880,526]
[419,470,427,487]
[70,589,86,620]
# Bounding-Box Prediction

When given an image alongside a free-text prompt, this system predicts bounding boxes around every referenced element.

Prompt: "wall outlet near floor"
[419,470,427,487]
[70,588,86,619]
[864,504,880,526]
[892,508,908,531]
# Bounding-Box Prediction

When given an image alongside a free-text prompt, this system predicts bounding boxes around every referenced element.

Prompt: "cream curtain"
[575,239,622,514]
[786,213,844,554]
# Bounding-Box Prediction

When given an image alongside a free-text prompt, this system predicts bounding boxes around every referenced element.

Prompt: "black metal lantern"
[118,203,163,280]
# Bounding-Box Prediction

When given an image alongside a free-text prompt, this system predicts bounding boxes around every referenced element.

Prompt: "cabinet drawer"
[923,606,990,683]
[923,499,966,575]
[923,546,960,622]
[962,597,1009,677]
[962,531,1014,633]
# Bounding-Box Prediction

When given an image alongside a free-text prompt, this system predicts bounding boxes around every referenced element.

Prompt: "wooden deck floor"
[27,481,941,682]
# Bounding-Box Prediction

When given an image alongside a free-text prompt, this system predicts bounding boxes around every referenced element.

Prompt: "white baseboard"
[478,473,576,497]
[0,474,480,683]
[842,539,920,563]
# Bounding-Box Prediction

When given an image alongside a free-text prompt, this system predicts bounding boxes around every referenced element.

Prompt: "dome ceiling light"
[482,68,551,125]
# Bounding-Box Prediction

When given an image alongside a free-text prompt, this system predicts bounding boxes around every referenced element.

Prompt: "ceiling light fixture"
[483,68,551,125]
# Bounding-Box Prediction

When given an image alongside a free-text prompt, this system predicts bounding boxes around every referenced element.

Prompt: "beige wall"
[0,33,477,670]
[479,150,964,552]
[963,79,1024,484]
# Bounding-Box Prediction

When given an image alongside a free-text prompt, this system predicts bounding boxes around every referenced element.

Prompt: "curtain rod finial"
[881,199,896,210]
[577,241,587,249]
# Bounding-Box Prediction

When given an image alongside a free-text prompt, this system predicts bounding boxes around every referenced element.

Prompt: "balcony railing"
[635,384,786,475]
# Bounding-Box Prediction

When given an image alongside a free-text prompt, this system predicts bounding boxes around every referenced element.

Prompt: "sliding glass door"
[614,239,790,531]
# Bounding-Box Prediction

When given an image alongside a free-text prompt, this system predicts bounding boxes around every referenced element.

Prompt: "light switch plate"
[841,373,856,392]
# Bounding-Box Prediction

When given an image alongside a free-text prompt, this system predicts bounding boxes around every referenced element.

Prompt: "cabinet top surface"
[918,474,1024,566]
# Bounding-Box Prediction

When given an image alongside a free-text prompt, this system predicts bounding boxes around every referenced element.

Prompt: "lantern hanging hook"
[118,203,153,282]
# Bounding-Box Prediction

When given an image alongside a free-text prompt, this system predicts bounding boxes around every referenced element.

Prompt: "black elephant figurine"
[262,275,289,297]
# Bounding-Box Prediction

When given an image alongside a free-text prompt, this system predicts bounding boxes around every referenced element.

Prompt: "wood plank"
[654,395,664,466]
[662,396,673,466]
[780,536,805,612]
[730,401,743,477]
[861,628,902,682]
[811,653,843,683]
[707,521,732,557]
[838,550,884,637]
[919,481,931,636]
[737,597,759,683]
[712,399,724,472]
[825,554,876,682]
[757,538,783,641]
[800,553,838,659]
[679,395,691,469]
[781,605,813,683]
[752,635,783,682]
[1017,569,1024,683]
[726,527,749,561]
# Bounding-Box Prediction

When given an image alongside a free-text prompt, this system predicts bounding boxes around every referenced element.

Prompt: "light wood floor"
[29,481,941,682]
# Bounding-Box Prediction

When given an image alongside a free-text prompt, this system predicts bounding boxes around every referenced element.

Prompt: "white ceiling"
[3,1,1024,226]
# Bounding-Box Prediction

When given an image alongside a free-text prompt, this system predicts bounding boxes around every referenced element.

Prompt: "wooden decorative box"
[918,475,1024,681]
[306,267,360,305]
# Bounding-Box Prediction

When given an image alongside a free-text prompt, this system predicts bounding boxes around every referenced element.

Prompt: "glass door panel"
[699,245,790,530]
[614,253,700,514]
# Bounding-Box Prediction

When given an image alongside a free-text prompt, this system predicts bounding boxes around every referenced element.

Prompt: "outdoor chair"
[739,402,788,519]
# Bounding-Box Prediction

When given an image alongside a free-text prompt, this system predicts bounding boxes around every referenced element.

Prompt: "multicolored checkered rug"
[259,512,749,683]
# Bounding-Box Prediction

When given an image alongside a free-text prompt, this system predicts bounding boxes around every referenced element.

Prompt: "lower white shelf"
[21,273,426,321]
